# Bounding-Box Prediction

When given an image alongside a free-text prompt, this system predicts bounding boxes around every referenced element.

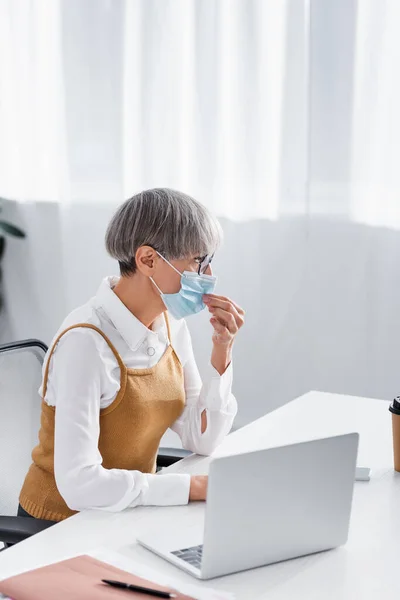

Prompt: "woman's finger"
[206,297,244,328]
[210,308,238,334]
[210,317,226,333]
[204,294,245,316]
[210,318,231,341]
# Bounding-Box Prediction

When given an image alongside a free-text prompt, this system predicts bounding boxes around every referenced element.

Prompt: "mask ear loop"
[155,251,185,277]
[150,251,184,295]
[149,276,163,295]
[149,275,171,320]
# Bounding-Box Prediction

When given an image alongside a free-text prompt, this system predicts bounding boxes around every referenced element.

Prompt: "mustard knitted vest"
[19,316,185,521]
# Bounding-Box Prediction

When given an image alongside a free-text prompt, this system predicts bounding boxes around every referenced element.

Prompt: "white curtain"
[0,0,68,202]
[0,0,306,220]
[1,0,399,221]
[122,0,300,220]
[350,0,400,228]
[1,0,400,426]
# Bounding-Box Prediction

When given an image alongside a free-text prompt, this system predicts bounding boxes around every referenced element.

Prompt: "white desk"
[1,391,399,599]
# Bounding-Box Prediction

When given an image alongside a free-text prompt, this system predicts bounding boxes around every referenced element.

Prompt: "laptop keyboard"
[171,544,203,568]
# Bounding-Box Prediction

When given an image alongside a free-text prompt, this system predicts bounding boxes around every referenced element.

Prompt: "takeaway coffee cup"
[389,397,400,472]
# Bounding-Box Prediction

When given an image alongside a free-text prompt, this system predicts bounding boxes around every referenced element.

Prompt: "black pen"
[102,579,177,598]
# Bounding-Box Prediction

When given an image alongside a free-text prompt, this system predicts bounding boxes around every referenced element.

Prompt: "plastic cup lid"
[389,397,400,415]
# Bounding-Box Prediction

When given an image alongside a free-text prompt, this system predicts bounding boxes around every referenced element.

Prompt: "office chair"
[0,339,189,550]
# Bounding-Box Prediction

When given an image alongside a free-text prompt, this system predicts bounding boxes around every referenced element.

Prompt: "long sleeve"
[170,321,237,455]
[52,330,190,512]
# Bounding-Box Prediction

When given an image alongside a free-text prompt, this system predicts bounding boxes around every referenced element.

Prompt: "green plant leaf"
[0,221,26,237]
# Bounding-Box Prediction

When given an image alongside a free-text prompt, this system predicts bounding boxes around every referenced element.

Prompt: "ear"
[135,246,158,276]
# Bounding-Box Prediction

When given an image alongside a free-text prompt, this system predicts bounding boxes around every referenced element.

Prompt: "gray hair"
[105,188,222,276]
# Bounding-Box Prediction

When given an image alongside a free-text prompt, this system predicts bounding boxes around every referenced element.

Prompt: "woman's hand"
[189,476,208,501]
[203,294,245,375]
[204,294,245,346]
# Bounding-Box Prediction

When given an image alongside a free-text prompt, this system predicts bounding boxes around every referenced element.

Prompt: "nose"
[205,264,213,276]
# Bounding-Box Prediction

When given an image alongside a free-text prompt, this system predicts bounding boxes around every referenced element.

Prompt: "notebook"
[0,555,196,600]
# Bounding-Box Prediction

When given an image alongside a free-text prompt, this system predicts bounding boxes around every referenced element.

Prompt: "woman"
[19,188,244,521]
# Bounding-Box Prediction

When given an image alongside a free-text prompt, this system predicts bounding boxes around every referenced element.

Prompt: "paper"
[91,548,235,600]
[0,555,196,600]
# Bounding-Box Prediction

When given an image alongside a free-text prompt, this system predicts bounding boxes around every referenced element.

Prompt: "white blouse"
[41,277,237,512]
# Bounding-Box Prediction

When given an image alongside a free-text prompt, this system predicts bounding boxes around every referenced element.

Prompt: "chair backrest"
[0,340,47,516]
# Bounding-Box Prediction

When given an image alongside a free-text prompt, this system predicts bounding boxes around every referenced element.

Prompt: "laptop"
[137,433,359,580]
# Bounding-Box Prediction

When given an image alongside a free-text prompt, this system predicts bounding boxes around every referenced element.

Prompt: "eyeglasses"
[196,253,214,275]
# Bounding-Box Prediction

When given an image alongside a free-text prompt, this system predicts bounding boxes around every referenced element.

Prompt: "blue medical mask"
[150,252,217,320]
